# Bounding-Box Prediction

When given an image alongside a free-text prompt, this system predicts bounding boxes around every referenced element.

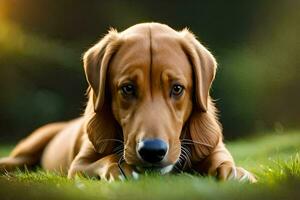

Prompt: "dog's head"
[84,23,221,173]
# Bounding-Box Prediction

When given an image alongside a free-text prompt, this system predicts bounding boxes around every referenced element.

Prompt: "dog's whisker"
[115,149,124,156]
[179,154,187,165]
[174,160,184,172]
[115,151,124,158]
[97,138,124,144]
[113,144,124,149]
[171,145,192,172]
[179,155,185,162]
[113,144,125,156]
[114,148,123,153]
[177,156,185,167]
[114,149,123,155]
[181,146,192,158]
[181,139,213,148]
[180,148,188,158]
[113,145,124,152]
[180,152,189,165]
[177,155,187,171]
[180,147,192,168]
[173,164,182,173]
[117,155,127,179]
[181,146,191,157]
[183,152,192,167]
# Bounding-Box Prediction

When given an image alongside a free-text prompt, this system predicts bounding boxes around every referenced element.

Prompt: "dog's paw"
[0,157,22,173]
[216,164,257,183]
[100,162,139,182]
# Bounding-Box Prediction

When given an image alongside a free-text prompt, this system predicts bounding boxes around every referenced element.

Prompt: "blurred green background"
[0,0,299,143]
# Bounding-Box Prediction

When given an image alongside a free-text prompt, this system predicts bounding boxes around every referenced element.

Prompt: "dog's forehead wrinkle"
[116,68,143,83]
[112,26,191,93]
[148,24,153,99]
[161,70,188,84]
[110,61,148,89]
[111,33,150,64]
[149,32,192,88]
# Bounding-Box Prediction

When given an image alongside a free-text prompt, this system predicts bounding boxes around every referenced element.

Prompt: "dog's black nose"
[137,139,168,163]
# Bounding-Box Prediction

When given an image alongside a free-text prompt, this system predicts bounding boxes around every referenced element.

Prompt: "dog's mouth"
[134,164,174,174]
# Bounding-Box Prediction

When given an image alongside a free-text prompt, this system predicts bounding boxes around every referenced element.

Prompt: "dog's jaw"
[159,164,174,174]
[135,164,174,175]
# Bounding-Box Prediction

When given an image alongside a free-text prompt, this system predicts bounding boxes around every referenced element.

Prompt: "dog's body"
[0,23,256,182]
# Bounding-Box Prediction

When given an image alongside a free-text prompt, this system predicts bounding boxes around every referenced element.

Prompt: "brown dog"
[0,23,256,182]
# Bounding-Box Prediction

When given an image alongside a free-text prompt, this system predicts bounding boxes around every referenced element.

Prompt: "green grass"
[0,131,299,200]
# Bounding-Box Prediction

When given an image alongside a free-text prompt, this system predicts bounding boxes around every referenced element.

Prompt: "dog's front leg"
[195,142,257,183]
[68,140,137,182]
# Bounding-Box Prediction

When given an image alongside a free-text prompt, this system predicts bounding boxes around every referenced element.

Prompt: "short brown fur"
[0,23,256,182]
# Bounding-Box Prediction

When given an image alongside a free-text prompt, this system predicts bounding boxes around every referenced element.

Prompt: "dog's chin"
[134,164,174,175]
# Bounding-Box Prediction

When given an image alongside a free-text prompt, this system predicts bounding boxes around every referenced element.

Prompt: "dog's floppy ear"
[187,100,222,161]
[83,29,122,153]
[179,29,217,112]
[179,29,221,160]
[83,28,121,112]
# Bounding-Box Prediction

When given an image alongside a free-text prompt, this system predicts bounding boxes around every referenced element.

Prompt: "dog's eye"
[121,84,135,96]
[171,84,184,97]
